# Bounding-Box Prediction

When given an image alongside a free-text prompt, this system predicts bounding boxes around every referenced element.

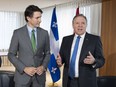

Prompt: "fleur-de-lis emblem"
[52,22,57,28]
[51,67,57,74]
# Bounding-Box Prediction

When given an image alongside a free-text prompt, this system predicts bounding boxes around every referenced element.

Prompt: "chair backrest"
[97,76,116,87]
[0,56,1,67]
[0,71,14,87]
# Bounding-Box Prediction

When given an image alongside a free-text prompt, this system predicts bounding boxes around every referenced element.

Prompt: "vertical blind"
[0,2,101,52]
[41,3,102,46]
[0,11,25,51]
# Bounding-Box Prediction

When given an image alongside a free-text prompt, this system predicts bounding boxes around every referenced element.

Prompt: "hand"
[36,66,45,75]
[24,67,37,76]
[56,53,62,67]
[84,51,95,64]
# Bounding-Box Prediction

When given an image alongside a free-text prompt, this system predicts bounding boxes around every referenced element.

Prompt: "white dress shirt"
[70,33,85,77]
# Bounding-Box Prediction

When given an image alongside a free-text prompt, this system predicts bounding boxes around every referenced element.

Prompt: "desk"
[0,52,8,56]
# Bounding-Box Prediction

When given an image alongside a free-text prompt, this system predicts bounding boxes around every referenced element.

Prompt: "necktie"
[69,36,80,79]
[31,30,36,53]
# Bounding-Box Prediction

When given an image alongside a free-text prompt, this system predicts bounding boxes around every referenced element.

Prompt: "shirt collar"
[74,32,86,39]
[27,24,37,33]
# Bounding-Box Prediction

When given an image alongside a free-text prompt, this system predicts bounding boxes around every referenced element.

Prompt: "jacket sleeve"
[93,36,105,69]
[8,30,26,74]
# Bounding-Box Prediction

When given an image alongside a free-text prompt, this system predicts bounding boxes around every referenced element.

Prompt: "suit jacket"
[60,32,105,87]
[8,25,50,85]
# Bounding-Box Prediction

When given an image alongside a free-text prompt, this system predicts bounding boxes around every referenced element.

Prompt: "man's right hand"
[24,67,37,76]
[56,53,62,67]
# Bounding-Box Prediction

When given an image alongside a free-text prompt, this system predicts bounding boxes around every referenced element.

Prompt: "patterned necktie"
[31,30,36,53]
[69,36,81,79]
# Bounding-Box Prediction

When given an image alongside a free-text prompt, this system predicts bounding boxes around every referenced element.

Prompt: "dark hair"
[24,5,43,22]
[72,14,87,24]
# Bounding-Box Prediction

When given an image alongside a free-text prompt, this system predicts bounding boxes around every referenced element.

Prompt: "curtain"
[41,3,102,46]
[0,2,102,52]
[0,11,25,50]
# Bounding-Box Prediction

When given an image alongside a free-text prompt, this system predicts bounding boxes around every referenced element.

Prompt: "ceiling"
[0,0,74,12]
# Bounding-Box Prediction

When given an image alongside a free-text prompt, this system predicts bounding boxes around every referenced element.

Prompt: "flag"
[76,7,79,15]
[48,7,60,83]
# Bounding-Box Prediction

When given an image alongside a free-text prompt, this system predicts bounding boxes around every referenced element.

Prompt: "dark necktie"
[31,30,36,53]
[69,36,80,79]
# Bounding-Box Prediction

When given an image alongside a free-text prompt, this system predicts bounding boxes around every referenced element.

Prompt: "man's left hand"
[36,66,45,75]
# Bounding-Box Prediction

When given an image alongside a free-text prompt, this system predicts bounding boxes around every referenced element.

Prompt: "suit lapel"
[67,35,74,64]
[36,27,42,52]
[80,33,89,61]
[23,26,34,54]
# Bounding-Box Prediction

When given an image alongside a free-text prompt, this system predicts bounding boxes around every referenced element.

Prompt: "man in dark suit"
[8,5,50,87]
[56,14,105,87]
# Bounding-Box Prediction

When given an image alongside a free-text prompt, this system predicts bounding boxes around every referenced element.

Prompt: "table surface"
[0,52,8,56]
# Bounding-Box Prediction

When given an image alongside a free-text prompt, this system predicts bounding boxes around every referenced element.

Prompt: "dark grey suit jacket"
[60,32,105,87]
[8,25,50,85]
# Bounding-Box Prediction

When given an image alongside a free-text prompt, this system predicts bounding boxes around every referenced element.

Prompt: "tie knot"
[32,29,35,33]
[77,36,81,39]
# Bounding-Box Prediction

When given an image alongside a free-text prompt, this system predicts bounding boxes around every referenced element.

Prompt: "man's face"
[27,11,42,28]
[73,16,87,35]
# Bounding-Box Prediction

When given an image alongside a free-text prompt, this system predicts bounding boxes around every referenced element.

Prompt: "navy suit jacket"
[60,32,105,87]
